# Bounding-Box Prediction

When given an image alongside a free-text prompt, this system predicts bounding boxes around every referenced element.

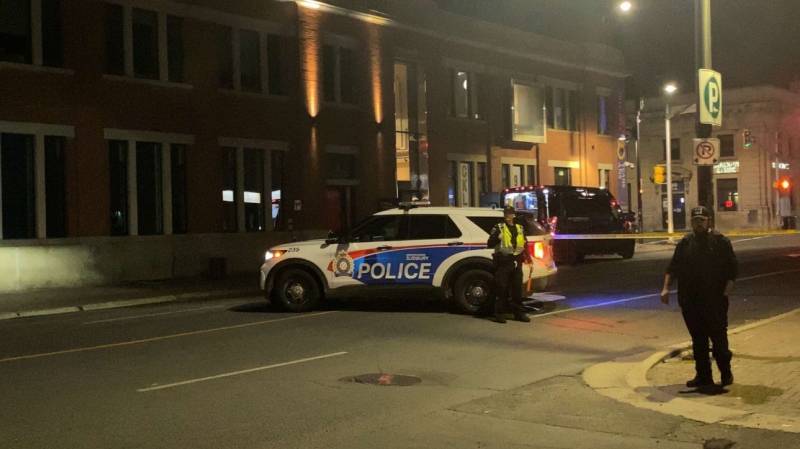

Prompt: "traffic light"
[743,129,752,148]
[654,165,666,184]
[773,177,791,192]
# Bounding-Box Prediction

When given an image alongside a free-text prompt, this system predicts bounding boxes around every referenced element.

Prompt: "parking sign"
[699,69,722,126]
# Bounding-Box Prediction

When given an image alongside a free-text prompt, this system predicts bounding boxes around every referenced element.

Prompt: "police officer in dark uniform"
[661,206,738,387]
[486,206,533,324]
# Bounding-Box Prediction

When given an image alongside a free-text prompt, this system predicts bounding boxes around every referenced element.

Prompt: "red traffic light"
[773,178,791,190]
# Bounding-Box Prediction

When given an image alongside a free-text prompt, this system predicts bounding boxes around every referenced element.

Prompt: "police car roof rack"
[398,200,431,211]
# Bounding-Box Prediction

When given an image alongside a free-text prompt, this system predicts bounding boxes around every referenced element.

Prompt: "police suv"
[260,206,557,313]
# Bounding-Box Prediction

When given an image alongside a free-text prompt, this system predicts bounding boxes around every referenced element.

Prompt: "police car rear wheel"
[274,269,321,312]
[453,269,493,314]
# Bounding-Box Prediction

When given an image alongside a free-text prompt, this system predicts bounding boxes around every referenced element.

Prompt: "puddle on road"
[723,384,784,405]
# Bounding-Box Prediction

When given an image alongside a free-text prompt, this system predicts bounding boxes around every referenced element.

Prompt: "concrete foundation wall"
[0,232,324,292]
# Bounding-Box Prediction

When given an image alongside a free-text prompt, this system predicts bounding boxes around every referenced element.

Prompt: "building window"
[327,153,357,180]
[171,144,187,234]
[108,140,129,236]
[271,150,284,231]
[132,8,158,79]
[717,178,739,212]
[243,148,265,231]
[107,136,187,236]
[512,80,546,143]
[1,132,68,240]
[322,44,357,104]
[719,134,734,158]
[502,164,510,188]
[105,5,184,83]
[599,169,611,190]
[547,87,576,131]
[477,162,488,195]
[1,133,35,239]
[218,27,282,94]
[554,167,571,186]
[45,136,67,238]
[166,15,184,83]
[0,0,62,67]
[221,147,237,232]
[597,95,609,135]
[239,29,261,93]
[526,165,536,186]
[451,70,480,119]
[135,142,163,236]
[662,138,681,161]
[447,161,457,207]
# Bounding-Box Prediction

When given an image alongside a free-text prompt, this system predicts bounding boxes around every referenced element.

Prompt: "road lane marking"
[84,304,230,324]
[731,236,771,243]
[533,268,800,318]
[0,311,339,363]
[137,352,348,392]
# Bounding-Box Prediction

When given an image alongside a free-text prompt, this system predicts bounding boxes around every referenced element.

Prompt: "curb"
[584,307,800,433]
[0,289,262,321]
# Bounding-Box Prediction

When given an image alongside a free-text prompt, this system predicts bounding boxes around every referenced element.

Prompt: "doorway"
[324,186,354,232]
[661,193,687,230]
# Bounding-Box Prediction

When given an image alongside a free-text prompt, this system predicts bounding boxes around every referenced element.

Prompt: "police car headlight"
[265,250,286,261]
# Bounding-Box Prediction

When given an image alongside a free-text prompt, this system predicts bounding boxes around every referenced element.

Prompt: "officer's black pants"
[681,299,732,379]
[493,259,524,314]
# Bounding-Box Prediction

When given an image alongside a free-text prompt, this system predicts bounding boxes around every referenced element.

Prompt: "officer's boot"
[512,303,530,323]
[493,299,507,324]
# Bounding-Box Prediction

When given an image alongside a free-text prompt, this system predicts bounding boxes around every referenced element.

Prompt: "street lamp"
[664,83,678,242]
[619,1,632,12]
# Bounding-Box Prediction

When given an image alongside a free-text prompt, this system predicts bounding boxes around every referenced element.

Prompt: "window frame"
[322,41,358,105]
[451,70,481,120]
[0,0,64,69]
[511,79,547,144]
[716,178,739,212]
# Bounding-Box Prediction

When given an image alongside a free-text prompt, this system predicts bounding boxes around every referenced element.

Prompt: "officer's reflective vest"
[495,223,526,256]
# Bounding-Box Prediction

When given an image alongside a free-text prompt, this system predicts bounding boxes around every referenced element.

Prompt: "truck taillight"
[533,242,544,259]
[549,216,558,235]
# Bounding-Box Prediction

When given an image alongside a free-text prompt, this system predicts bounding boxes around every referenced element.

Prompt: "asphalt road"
[2,235,800,449]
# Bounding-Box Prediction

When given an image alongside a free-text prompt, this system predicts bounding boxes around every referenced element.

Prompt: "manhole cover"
[343,373,422,386]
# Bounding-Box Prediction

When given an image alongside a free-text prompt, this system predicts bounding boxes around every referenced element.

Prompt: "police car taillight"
[548,216,558,235]
[533,242,544,259]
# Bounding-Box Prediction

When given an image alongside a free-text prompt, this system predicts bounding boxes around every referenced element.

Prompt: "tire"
[273,269,321,312]
[619,241,635,259]
[453,269,494,314]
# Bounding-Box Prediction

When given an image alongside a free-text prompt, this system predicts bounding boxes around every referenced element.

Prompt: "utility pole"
[695,0,714,216]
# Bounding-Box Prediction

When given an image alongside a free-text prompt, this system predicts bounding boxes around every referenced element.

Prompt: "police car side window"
[466,216,499,235]
[407,215,462,240]
[350,215,407,242]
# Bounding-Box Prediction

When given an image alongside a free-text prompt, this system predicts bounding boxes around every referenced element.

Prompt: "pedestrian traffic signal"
[654,165,666,184]
[743,129,752,148]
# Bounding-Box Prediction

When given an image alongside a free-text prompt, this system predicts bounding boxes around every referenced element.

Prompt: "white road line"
[137,352,348,392]
[534,268,800,318]
[84,304,229,324]
[731,236,771,243]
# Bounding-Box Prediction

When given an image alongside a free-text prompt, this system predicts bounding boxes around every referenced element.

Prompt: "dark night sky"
[432,0,800,97]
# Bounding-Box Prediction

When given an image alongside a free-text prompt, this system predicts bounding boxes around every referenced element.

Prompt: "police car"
[260,206,557,313]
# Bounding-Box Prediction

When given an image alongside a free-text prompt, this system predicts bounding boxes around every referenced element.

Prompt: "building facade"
[630,85,800,233]
[0,0,627,291]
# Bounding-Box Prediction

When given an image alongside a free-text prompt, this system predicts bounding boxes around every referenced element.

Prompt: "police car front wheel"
[453,269,494,314]
[273,269,321,312]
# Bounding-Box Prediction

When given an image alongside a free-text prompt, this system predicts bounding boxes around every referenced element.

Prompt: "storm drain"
[342,373,422,386]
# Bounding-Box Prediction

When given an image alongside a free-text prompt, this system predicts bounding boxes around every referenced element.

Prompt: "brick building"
[0,0,627,291]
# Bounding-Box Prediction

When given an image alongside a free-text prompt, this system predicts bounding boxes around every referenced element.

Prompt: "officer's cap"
[502,205,516,215]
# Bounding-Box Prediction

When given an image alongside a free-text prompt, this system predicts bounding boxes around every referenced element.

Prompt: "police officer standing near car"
[660,206,738,387]
[486,206,533,324]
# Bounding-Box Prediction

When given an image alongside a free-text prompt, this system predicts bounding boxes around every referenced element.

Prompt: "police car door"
[401,214,472,286]
[329,214,410,289]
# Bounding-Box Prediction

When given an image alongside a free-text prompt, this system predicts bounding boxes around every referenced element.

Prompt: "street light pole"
[635,100,643,234]
[665,102,674,241]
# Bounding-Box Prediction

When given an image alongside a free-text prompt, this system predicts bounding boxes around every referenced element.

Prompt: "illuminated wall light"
[299,7,321,118]
[366,24,383,125]
[299,0,321,10]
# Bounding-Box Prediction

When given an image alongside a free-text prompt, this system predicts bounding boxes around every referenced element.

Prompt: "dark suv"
[502,185,635,264]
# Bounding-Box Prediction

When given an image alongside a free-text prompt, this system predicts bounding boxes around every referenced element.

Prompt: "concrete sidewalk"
[0,273,262,320]
[585,308,800,434]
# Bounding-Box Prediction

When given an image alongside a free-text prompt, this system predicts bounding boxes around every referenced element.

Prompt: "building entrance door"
[323,186,354,232]
[661,193,687,230]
